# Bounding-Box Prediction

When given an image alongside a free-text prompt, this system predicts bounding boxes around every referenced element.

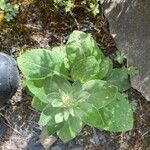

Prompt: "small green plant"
[17,31,134,142]
[53,0,100,16]
[115,50,127,64]
[89,0,100,16]
[0,0,19,21]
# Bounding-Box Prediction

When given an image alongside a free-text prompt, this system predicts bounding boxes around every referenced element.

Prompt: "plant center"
[62,95,74,108]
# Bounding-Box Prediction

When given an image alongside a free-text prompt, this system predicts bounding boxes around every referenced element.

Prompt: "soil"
[0,1,149,150]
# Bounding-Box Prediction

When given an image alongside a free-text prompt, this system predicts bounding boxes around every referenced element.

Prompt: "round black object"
[0,52,19,103]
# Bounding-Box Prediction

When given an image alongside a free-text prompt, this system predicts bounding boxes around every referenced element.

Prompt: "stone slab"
[101,0,150,100]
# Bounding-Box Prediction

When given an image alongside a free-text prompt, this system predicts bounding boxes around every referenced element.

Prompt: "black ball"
[0,52,19,103]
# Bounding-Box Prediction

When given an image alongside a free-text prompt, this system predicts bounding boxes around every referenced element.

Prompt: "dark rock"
[101,0,150,100]
[27,136,45,150]
[0,52,19,103]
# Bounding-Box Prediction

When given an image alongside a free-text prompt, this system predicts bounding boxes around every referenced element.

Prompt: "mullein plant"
[17,31,134,142]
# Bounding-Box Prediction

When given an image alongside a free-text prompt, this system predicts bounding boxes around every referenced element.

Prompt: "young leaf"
[83,80,118,108]
[66,30,104,65]
[39,105,64,126]
[64,0,75,12]
[90,2,100,16]
[44,75,72,94]
[72,81,82,97]
[105,68,131,92]
[47,92,63,107]
[71,56,100,82]
[47,122,64,135]
[57,116,82,142]
[115,50,127,64]
[127,66,139,76]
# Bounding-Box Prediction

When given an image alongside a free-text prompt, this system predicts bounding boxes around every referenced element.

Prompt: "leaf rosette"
[17,30,134,142]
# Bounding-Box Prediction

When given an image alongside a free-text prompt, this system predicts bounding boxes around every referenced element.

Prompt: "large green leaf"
[83,80,118,108]
[98,57,113,79]
[71,81,82,98]
[17,48,68,79]
[57,116,82,142]
[77,101,95,115]
[82,105,107,128]
[52,46,70,75]
[71,56,100,82]
[27,75,72,103]
[105,68,131,92]
[31,97,47,112]
[66,30,103,65]
[26,79,47,102]
[83,93,133,132]
[99,93,133,132]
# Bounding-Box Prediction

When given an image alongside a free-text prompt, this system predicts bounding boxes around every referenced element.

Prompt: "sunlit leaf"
[71,56,100,82]
[66,30,104,65]
[17,48,68,79]
[83,80,118,108]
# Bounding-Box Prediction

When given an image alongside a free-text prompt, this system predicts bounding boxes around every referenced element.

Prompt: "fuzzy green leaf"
[39,105,64,126]
[47,122,64,135]
[83,105,107,128]
[90,2,100,16]
[115,50,127,64]
[57,116,82,142]
[66,30,103,65]
[17,48,68,79]
[31,97,47,112]
[98,57,113,79]
[83,80,118,108]
[83,93,133,132]
[26,79,47,103]
[71,56,100,82]
[99,93,133,132]
[105,68,131,92]
[44,75,72,94]
[48,92,63,107]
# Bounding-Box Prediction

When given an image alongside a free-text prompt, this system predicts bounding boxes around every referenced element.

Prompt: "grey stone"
[0,52,20,103]
[101,0,150,100]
